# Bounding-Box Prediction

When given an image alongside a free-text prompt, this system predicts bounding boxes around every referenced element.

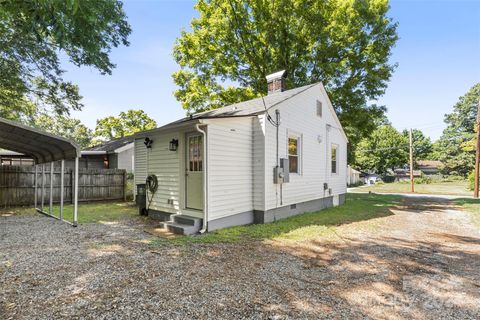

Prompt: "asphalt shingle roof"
[190,83,318,119]
[136,82,322,137]
[88,135,134,152]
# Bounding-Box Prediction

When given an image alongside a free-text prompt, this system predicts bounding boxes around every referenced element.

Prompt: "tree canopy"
[94,110,157,141]
[34,114,93,148]
[0,0,131,122]
[173,0,398,145]
[402,129,433,161]
[435,83,480,176]
[354,124,408,175]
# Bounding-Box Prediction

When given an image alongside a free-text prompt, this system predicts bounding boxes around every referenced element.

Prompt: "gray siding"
[117,147,134,173]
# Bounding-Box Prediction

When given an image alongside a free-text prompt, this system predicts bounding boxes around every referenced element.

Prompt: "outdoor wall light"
[169,139,179,151]
[144,137,153,148]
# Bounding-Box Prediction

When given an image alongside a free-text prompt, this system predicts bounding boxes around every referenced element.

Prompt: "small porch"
[136,120,208,234]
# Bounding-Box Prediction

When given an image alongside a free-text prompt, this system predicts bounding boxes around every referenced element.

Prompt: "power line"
[356,144,409,153]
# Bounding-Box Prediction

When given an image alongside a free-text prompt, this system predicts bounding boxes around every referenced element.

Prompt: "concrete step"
[160,221,199,235]
[172,214,202,228]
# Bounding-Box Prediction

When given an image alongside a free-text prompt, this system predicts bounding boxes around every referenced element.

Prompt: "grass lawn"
[351,180,470,196]
[454,198,480,228]
[152,193,403,246]
[0,202,139,224]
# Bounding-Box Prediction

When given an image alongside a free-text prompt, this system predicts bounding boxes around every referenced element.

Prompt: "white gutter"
[195,122,208,233]
[81,150,107,155]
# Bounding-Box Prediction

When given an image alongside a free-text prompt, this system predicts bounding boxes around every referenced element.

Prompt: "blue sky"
[66,0,480,141]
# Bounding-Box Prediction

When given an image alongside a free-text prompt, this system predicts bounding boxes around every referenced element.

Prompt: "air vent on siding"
[316,100,322,117]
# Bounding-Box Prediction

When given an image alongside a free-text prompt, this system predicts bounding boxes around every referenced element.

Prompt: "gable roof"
[187,82,318,120]
[136,82,348,141]
[416,160,443,169]
[88,135,134,152]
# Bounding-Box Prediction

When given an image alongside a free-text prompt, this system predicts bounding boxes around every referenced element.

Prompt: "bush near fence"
[0,166,127,207]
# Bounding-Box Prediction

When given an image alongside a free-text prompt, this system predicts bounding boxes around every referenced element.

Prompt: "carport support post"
[60,160,64,220]
[49,162,54,215]
[34,165,38,209]
[41,164,45,211]
[73,157,79,226]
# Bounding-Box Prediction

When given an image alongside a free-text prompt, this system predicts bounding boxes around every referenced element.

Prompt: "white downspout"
[325,124,331,197]
[195,122,208,233]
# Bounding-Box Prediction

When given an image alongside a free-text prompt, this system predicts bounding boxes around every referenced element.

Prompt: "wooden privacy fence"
[0,166,127,207]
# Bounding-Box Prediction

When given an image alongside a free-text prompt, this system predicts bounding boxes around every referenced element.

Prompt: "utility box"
[273,166,284,184]
[136,183,147,215]
[274,158,290,184]
[280,158,290,183]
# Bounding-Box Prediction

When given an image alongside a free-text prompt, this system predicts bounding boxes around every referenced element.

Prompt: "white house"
[87,136,135,173]
[134,71,348,234]
[347,166,361,186]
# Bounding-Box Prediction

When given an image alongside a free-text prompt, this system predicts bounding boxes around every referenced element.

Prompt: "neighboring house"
[87,136,135,173]
[1,135,134,173]
[416,160,443,175]
[347,166,361,186]
[134,71,348,234]
[0,150,35,166]
[394,169,422,181]
[361,173,381,185]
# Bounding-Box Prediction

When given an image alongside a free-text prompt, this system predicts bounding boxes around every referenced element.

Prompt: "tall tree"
[402,129,433,161]
[94,109,157,141]
[173,0,398,146]
[436,83,480,176]
[0,0,131,121]
[354,125,408,175]
[34,114,93,148]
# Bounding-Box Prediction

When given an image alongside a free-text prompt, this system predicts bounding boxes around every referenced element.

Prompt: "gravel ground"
[1,197,480,319]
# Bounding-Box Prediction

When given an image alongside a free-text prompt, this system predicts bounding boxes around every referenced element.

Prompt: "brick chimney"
[266,70,287,95]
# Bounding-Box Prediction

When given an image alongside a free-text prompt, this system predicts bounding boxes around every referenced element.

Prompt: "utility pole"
[474,98,480,198]
[409,128,414,193]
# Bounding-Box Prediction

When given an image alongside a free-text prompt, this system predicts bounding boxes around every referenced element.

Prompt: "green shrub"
[468,170,477,191]
[415,175,432,184]
[348,181,364,187]
[443,175,465,182]
[382,175,396,183]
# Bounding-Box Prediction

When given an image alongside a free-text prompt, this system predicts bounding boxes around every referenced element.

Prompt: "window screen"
[331,145,338,174]
[188,135,203,172]
[288,137,299,173]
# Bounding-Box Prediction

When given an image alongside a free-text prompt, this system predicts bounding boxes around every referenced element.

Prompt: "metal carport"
[0,117,81,226]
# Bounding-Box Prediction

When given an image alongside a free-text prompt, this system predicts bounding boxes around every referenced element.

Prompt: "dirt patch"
[1,197,479,319]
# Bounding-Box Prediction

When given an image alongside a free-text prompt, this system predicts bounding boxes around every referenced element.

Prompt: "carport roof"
[0,117,80,164]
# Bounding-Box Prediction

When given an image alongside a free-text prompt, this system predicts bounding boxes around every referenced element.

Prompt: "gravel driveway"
[1,197,480,319]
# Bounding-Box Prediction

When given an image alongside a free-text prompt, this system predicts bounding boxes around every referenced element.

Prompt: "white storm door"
[185,133,204,210]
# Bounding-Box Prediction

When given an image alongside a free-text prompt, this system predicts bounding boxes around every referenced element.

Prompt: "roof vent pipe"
[266,70,287,95]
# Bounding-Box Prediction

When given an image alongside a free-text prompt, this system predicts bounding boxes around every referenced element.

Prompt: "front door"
[185,133,203,210]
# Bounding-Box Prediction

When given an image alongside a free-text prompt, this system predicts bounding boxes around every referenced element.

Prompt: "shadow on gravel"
[267,198,480,319]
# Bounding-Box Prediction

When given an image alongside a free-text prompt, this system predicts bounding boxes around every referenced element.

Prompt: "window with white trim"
[288,135,301,174]
[331,144,338,174]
